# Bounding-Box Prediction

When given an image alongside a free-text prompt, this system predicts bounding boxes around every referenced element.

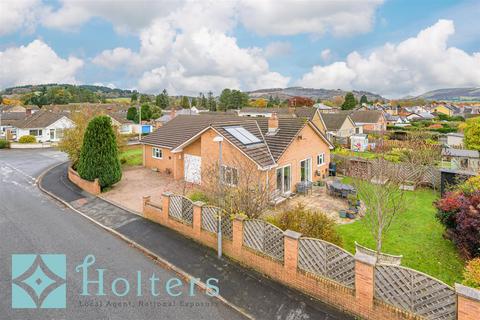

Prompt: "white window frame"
[152,147,163,159]
[221,165,238,186]
[29,129,43,136]
[300,157,312,182]
[276,164,292,195]
[317,153,325,166]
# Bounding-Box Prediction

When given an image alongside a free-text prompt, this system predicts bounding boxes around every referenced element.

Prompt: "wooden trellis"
[375,264,456,320]
[169,195,194,225]
[298,238,355,288]
[243,219,284,261]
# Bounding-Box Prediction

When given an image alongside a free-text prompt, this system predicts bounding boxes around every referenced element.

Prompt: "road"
[0,149,244,320]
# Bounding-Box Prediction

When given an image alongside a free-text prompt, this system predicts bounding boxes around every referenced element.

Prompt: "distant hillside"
[415,87,480,101]
[1,84,134,98]
[248,87,385,102]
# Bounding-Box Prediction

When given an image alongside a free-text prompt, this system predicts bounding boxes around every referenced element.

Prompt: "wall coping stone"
[284,230,302,240]
[162,191,174,197]
[456,283,480,301]
[193,201,205,207]
[354,251,377,266]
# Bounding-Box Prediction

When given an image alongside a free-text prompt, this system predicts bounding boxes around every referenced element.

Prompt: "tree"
[140,104,152,121]
[0,95,3,104]
[218,89,232,111]
[464,117,480,151]
[341,92,356,110]
[77,116,122,188]
[267,96,275,108]
[58,110,126,170]
[360,95,368,105]
[191,97,197,107]
[249,98,267,108]
[207,91,216,111]
[354,160,407,254]
[155,89,169,109]
[181,96,190,109]
[126,107,137,121]
[130,92,138,104]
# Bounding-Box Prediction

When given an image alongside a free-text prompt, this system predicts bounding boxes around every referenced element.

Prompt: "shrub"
[463,258,480,289]
[457,176,480,195]
[18,135,36,143]
[454,192,480,259]
[268,204,343,246]
[0,139,10,149]
[435,192,464,228]
[188,191,210,203]
[77,116,122,189]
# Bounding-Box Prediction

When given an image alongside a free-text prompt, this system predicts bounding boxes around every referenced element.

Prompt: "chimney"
[268,112,279,134]
[26,108,32,116]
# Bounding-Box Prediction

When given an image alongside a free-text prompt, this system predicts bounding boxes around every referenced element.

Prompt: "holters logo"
[11,254,67,309]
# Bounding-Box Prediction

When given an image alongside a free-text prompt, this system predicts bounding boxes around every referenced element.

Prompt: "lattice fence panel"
[168,195,193,225]
[243,220,284,261]
[298,238,355,288]
[375,265,456,320]
[201,206,218,233]
[169,195,183,220]
[221,217,233,240]
[181,197,194,225]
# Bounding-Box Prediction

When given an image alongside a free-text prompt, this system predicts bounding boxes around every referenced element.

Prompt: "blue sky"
[1,0,479,98]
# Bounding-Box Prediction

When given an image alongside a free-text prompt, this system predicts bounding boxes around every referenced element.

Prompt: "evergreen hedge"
[77,115,122,188]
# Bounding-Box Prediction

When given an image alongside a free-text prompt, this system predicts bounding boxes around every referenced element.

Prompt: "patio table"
[328,181,356,198]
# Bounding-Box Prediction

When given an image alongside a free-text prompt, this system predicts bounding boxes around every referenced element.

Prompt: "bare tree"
[201,157,270,219]
[354,159,407,254]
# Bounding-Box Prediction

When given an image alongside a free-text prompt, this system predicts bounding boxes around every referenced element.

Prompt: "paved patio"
[102,166,194,213]
[267,185,363,224]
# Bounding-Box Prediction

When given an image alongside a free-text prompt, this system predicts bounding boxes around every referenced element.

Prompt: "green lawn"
[332,149,378,160]
[336,178,464,285]
[119,146,142,166]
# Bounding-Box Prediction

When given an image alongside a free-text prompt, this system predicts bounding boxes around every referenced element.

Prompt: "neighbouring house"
[238,107,292,118]
[442,148,480,173]
[313,103,334,113]
[432,104,460,117]
[0,105,40,114]
[318,112,360,144]
[107,112,135,134]
[141,114,333,198]
[191,106,209,113]
[0,112,27,139]
[384,113,410,127]
[14,110,74,142]
[405,112,435,121]
[349,110,387,132]
[155,108,199,127]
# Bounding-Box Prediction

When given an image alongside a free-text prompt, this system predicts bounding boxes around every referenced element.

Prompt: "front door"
[50,129,55,140]
[184,154,201,184]
[300,158,312,182]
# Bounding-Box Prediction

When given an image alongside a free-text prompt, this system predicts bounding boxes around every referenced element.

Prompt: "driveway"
[102,166,194,213]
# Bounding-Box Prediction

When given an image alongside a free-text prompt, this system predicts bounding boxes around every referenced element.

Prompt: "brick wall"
[142,194,480,320]
[68,167,101,195]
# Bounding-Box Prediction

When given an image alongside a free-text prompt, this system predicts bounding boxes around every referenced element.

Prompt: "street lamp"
[213,136,223,258]
[138,104,142,141]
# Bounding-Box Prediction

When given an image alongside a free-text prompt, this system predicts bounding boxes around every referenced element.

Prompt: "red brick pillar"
[142,196,151,216]
[161,192,172,222]
[192,201,204,238]
[232,215,245,258]
[354,252,377,315]
[456,284,480,320]
[283,230,302,275]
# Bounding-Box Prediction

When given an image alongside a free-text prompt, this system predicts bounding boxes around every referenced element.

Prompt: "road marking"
[0,160,37,184]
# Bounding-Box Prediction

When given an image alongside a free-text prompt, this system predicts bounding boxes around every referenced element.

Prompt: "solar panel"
[224,126,261,145]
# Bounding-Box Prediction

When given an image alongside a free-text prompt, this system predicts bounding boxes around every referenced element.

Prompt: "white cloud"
[238,0,384,36]
[0,40,83,88]
[298,20,480,97]
[264,41,292,58]
[0,0,45,36]
[93,2,290,95]
[320,49,332,62]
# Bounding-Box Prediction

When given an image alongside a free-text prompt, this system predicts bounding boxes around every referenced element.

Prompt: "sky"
[0,0,479,98]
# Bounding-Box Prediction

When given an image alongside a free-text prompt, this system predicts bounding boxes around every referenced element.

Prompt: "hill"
[247,87,385,102]
[1,84,135,98]
[415,87,480,101]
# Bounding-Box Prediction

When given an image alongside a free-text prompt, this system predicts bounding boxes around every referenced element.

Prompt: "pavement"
[39,160,354,320]
[0,149,245,320]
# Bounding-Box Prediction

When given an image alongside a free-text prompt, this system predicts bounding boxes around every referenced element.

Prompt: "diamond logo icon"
[12,254,66,308]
